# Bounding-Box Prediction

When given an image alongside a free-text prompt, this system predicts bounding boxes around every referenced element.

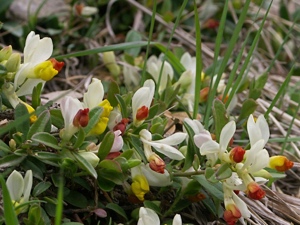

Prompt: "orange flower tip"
[149,155,165,174]
[203,19,220,29]
[269,156,294,172]
[73,108,89,127]
[136,106,149,121]
[218,94,229,104]
[49,58,65,72]
[247,182,265,200]
[199,87,210,103]
[224,204,241,225]
[230,146,246,163]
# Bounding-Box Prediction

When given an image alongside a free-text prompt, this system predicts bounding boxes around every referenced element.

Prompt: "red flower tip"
[113,118,129,135]
[49,58,64,72]
[136,106,149,121]
[223,204,241,225]
[246,182,265,200]
[230,146,246,163]
[203,19,220,29]
[149,154,165,174]
[73,108,89,127]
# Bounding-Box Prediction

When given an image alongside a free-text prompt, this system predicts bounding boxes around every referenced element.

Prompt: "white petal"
[257,115,269,145]
[146,61,159,82]
[180,52,192,70]
[172,214,182,225]
[6,170,24,201]
[143,79,155,100]
[153,133,186,145]
[83,78,104,109]
[61,96,83,129]
[141,164,172,187]
[23,170,33,202]
[16,78,45,96]
[248,149,269,173]
[132,87,151,125]
[247,114,261,146]
[110,130,123,152]
[138,207,160,225]
[184,118,204,134]
[194,131,212,148]
[219,121,236,151]
[200,140,220,155]
[150,142,185,160]
[232,192,250,218]
[139,129,152,141]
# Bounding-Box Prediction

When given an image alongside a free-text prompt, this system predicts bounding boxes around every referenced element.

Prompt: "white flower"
[6,170,33,213]
[247,114,269,146]
[79,151,99,167]
[138,207,160,225]
[132,79,155,127]
[108,107,122,130]
[14,31,54,96]
[146,55,173,93]
[83,78,104,109]
[172,214,182,225]
[140,164,172,187]
[60,96,84,140]
[139,129,186,160]
[111,130,124,152]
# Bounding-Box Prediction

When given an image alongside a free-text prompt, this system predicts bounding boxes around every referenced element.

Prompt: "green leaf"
[106,81,120,107]
[98,131,115,160]
[83,107,103,135]
[143,201,161,215]
[125,30,142,57]
[119,149,134,160]
[0,175,18,225]
[64,190,88,208]
[32,83,43,109]
[73,128,86,149]
[50,109,64,128]
[72,152,97,179]
[212,99,229,142]
[33,181,52,197]
[0,0,14,15]
[192,175,224,201]
[0,154,25,168]
[31,132,61,150]
[214,163,232,181]
[26,204,43,225]
[106,203,128,220]
[115,94,128,118]
[27,110,51,139]
[0,139,11,154]
[14,103,30,140]
[97,175,115,192]
[205,168,218,183]
[0,64,7,75]
[98,159,122,173]
[182,121,197,171]
[237,99,258,123]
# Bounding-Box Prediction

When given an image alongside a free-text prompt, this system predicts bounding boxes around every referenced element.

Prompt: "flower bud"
[269,155,294,172]
[136,106,149,121]
[9,139,16,151]
[0,45,12,61]
[230,146,246,163]
[113,118,129,135]
[103,51,120,77]
[199,87,210,103]
[246,182,265,200]
[75,3,98,16]
[148,154,165,174]
[5,53,21,72]
[73,108,89,127]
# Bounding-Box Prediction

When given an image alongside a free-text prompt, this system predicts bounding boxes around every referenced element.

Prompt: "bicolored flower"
[6,170,33,214]
[269,156,293,172]
[131,166,150,201]
[229,146,246,163]
[146,55,173,93]
[148,153,165,174]
[110,130,124,152]
[246,181,266,200]
[132,79,155,127]
[140,129,186,161]
[14,31,64,96]
[247,114,269,146]
[140,163,172,187]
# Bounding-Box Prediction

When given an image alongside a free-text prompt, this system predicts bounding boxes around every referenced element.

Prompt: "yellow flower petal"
[131,174,149,201]
[34,61,58,81]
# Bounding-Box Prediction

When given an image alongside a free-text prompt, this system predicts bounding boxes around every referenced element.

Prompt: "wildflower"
[110,130,124,152]
[108,107,123,130]
[132,79,155,127]
[140,129,186,161]
[75,3,98,16]
[113,118,129,135]
[246,181,266,200]
[138,207,160,225]
[269,156,294,172]
[247,114,269,146]
[6,170,33,214]
[14,31,64,96]
[146,55,173,93]
[60,96,84,141]
[73,108,89,127]
[140,164,172,187]
[131,166,150,201]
